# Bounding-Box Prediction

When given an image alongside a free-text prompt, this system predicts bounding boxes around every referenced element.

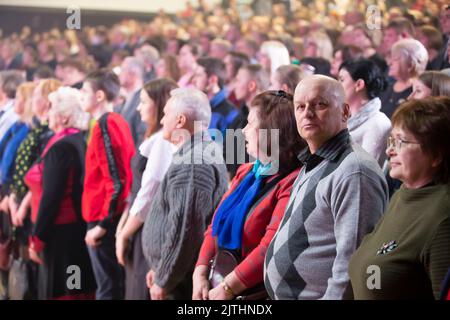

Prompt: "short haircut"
[0,70,25,99]
[85,69,120,102]
[122,56,145,80]
[226,51,250,79]
[58,58,87,74]
[169,88,211,129]
[392,97,450,184]
[48,86,86,129]
[392,38,428,76]
[275,65,304,95]
[295,74,345,109]
[339,58,388,99]
[387,17,416,37]
[196,57,226,88]
[419,25,443,51]
[240,64,270,92]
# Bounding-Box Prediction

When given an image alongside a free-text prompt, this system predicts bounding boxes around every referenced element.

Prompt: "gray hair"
[392,39,429,76]
[169,88,211,129]
[137,44,160,67]
[122,56,145,79]
[295,74,345,108]
[48,86,90,130]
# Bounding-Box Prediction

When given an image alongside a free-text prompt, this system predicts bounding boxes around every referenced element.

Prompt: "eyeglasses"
[387,136,421,152]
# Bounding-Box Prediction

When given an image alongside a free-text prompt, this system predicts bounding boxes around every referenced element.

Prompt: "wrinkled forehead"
[294,81,337,104]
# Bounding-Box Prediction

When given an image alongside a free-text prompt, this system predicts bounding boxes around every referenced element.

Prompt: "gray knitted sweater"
[141,132,228,293]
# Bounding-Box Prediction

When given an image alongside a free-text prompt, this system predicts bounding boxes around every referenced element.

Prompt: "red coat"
[82,112,135,227]
[196,163,301,289]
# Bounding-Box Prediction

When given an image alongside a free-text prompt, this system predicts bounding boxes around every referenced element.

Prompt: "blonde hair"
[38,78,62,99]
[48,86,90,130]
[305,31,334,61]
[260,41,291,74]
[16,82,36,125]
[392,39,429,77]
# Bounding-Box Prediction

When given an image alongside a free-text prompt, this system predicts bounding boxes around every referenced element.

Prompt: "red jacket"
[196,163,301,289]
[82,112,134,227]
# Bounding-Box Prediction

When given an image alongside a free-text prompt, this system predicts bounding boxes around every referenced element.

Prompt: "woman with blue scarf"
[193,90,306,300]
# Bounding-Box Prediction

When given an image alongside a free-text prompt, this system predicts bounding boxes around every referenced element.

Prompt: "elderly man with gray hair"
[264,75,388,300]
[141,87,228,300]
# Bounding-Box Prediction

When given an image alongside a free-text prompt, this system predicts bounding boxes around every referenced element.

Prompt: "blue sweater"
[0,121,30,188]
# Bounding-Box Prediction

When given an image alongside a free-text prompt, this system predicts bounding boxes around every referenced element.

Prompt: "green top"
[348,184,450,299]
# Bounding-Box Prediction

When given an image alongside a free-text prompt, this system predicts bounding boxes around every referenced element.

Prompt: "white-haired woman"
[25,87,96,300]
[258,41,290,75]
[381,39,428,118]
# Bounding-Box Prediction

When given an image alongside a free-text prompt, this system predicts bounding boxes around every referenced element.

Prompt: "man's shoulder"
[335,143,385,178]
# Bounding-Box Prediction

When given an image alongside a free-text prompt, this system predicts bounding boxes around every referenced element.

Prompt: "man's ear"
[95,90,106,103]
[248,79,257,93]
[342,103,350,122]
[209,75,218,87]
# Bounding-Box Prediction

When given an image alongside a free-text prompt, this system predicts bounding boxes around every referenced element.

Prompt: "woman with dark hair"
[349,97,450,299]
[115,78,178,300]
[192,90,306,300]
[339,58,391,165]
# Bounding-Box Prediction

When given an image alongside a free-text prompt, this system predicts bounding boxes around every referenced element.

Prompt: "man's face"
[294,80,347,150]
[381,28,400,55]
[160,98,180,142]
[79,81,97,114]
[193,66,209,93]
[234,68,252,101]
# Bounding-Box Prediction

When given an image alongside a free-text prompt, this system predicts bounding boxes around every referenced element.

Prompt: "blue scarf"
[212,160,272,250]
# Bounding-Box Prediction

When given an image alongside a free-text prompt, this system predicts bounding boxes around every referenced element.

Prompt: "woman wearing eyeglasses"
[348,97,450,299]
[192,90,306,300]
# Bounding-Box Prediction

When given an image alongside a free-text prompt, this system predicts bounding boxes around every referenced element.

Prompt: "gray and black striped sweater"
[141,132,228,295]
[264,129,388,300]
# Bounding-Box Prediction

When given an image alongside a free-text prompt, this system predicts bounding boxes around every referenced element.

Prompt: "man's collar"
[210,89,227,108]
[298,129,350,163]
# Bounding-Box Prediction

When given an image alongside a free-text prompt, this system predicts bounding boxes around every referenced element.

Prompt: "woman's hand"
[8,194,18,218]
[192,265,210,300]
[208,283,234,300]
[13,192,31,227]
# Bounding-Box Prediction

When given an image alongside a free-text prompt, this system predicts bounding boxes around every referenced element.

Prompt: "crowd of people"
[0,0,450,300]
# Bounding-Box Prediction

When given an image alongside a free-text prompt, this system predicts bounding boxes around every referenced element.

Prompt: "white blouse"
[129,130,176,221]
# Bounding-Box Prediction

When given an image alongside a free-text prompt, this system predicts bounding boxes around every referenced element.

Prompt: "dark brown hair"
[392,96,450,184]
[142,78,178,137]
[250,90,306,174]
[160,54,181,82]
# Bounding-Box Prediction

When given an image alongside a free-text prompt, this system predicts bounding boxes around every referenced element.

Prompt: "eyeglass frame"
[386,136,421,152]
